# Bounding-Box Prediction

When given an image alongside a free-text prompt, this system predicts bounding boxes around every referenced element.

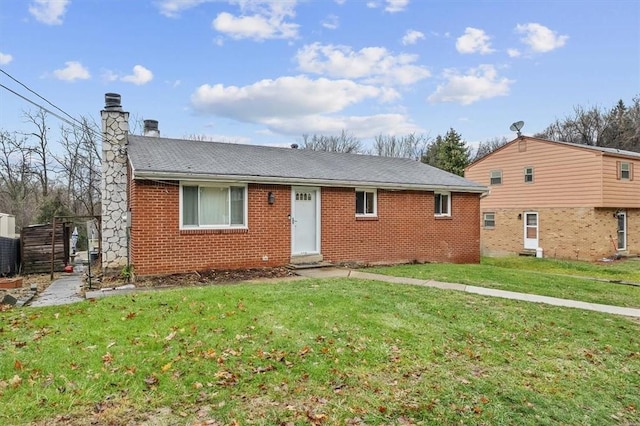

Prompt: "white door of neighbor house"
[291,187,320,255]
[617,210,627,251]
[524,212,539,250]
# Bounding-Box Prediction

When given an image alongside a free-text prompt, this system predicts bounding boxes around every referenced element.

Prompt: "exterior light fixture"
[268,192,275,205]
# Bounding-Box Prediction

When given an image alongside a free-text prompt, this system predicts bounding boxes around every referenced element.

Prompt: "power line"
[0,70,103,140]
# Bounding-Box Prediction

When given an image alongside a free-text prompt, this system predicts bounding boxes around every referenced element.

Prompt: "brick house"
[465,136,640,260]
[101,94,486,276]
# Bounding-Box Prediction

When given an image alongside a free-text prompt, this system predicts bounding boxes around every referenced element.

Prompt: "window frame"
[619,162,632,180]
[179,182,248,229]
[524,166,534,183]
[434,191,451,217]
[483,212,496,228]
[489,170,502,185]
[355,188,377,217]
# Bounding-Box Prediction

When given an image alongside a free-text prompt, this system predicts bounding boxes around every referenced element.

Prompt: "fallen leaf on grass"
[165,331,177,341]
[161,362,172,372]
[144,375,159,388]
[102,352,113,365]
[9,375,22,388]
[14,360,23,370]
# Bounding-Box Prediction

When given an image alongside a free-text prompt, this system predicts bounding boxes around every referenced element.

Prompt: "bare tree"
[0,131,38,230]
[21,109,52,197]
[300,130,362,153]
[371,133,430,160]
[472,136,509,162]
[55,116,102,216]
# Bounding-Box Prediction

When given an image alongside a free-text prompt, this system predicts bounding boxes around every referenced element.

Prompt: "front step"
[287,261,334,270]
[289,254,323,265]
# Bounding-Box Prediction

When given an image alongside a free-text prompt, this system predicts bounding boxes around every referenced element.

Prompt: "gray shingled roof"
[550,139,640,159]
[127,135,486,192]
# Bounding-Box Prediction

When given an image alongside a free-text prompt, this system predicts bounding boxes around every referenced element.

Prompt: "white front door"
[524,212,539,250]
[291,187,320,255]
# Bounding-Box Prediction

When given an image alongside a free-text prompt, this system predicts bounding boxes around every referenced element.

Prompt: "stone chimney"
[101,93,129,273]
[143,119,160,137]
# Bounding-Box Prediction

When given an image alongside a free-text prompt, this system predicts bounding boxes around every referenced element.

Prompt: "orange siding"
[601,156,640,207]
[467,138,604,208]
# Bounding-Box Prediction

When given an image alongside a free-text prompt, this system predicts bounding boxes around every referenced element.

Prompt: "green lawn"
[367,257,640,308]
[1,278,639,425]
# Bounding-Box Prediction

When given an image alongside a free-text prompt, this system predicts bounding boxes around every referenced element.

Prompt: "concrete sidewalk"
[296,267,640,318]
[27,265,640,318]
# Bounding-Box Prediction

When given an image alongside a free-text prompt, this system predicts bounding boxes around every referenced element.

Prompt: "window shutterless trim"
[355,188,377,217]
[179,182,248,230]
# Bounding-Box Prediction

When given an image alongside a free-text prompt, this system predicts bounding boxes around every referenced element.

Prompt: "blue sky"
[0,0,638,150]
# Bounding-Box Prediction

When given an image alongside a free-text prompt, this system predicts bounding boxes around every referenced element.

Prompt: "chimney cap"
[104,93,122,111]
[143,119,160,137]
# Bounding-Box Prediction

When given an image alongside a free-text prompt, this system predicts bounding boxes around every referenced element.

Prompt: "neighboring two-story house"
[465,136,639,260]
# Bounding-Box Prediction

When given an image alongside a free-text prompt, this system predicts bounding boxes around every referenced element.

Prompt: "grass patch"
[367,257,640,308]
[1,278,639,425]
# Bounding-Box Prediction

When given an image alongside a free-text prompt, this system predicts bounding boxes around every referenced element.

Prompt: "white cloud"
[29,0,70,25]
[428,64,514,105]
[264,113,422,138]
[402,29,425,45]
[365,0,410,12]
[156,0,212,18]
[507,48,521,58]
[456,27,494,54]
[321,14,339,30]
[516,23,568,53]
[121,65,154,85]
[191,75,390,122]
[0,52,13,65]
[385,0,409,12]
[212,1,299,40]
[53,61,90,81]
[296,43,430,86]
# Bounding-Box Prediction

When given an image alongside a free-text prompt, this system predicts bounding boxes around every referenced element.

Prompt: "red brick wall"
[130,181,481,275]
[321,188,480,265]
[130,181,291,275]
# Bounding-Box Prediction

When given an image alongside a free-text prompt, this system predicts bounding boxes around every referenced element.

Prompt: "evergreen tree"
[421,128,470,176]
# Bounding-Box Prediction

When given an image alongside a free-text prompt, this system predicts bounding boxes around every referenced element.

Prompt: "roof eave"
[132,170,488,194]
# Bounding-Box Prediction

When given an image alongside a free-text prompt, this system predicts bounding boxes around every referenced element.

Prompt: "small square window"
[434,192,450,216]
[490,170,502,185]
[483,212,495,228]
[356,189,376,216]
[524,167,534,183]
[620,162,631,180]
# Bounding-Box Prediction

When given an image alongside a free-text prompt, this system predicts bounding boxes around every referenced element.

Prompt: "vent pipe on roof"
[291,143,299,149]
[143,119,160,137]
[104,93,122,111]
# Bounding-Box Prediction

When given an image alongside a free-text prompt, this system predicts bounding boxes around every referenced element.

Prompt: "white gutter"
[132,170,488,194]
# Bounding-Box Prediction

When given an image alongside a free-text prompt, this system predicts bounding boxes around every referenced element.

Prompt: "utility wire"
[0,70,104,140]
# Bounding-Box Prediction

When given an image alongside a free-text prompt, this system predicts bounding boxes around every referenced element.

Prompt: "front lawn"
[1,278,639,425]
[367,257,640,308]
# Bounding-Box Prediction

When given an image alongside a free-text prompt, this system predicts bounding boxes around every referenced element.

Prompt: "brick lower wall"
[481,207,639,260]
[321,188,480,264]
[130,181,481,275]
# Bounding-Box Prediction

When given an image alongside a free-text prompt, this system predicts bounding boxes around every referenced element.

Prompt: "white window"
[434,192,450,216]
[524,167,534,183]
[490,170,502,185]
[181,183,247,228]
[483,212,495,228]
[355,189,377,216]
[619,162,632,180]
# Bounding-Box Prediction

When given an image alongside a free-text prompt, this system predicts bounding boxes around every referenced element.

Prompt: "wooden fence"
[20,223,71,274]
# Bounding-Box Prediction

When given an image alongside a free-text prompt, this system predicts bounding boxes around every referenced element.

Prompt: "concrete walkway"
[28,266,640,318]
[295,268,640,318]
[29,264,85,307]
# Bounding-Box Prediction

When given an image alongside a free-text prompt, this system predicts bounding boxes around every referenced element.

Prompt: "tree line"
[1,95,637,233]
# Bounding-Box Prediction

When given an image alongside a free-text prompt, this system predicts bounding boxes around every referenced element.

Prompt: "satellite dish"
[509,120,524,136]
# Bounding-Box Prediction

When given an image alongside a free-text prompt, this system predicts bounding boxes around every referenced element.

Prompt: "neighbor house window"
[490,170,502,185]
[434,192,450,216]
[181,183,246,228]
[483,212,495,228]
[524,167,534,183]
[356,188,377,216]
[618,162,632,180]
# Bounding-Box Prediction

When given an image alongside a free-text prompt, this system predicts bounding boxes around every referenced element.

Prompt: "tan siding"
[466,139,604,208]
[601,157,640,207]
